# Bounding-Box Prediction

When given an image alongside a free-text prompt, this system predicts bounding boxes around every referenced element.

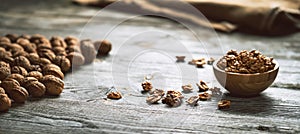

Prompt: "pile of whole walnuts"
[0,34,112,112]
[217,50,276,74]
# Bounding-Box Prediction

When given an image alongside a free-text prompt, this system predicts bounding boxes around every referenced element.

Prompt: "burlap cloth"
[73,0,300,36]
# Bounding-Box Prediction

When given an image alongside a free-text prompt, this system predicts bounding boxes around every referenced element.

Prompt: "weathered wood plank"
[0,0,300,133]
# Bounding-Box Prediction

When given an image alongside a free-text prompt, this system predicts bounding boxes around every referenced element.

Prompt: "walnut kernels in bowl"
[213,50,279,97]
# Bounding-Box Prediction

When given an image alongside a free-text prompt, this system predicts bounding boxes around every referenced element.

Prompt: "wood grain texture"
[0,0,300,133]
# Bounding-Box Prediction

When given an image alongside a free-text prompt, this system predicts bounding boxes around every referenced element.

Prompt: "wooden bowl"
[213,59,279,97]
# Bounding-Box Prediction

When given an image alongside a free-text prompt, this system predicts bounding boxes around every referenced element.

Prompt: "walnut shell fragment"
[162,90,183,107]
[146,89,165,104]
[196,80,209,92]
[107,91,122,100]
[186,96,199,106]
[181,84,193,93]
[141,81,153,92]
[218,100,231,110]
[176,56,185,62]
[198,92,211,101]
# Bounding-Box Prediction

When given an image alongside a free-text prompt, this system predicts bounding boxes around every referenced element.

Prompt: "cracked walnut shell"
[218,100,231,110]
[107,91,122,100]
[196,80,209,92]
[141,81,153,92]
[198,92,211,101]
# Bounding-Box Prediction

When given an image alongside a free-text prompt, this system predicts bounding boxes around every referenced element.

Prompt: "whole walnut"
[66,52,85,66]
[64,36,79,46]
[39,58,52,68]
[0,94,11,112]
[80,40,96,64]
[66,45,81,54]
[0,66,11,81]
[16,38,36,53]
[1,78,20,94]
[38,48,56,62]
[5,34,19,42]
[30,34,47,44]
[27,71,43,81]
[41,75,64,96]
[0,61,10,68]
[50,36,67,48]
[94,40,112,56]
[43,64,64,80]
[0,42,11,50]
[0,87,5,94]
[22,77,46,97]
[12,50,29,58]
[53,56,71,73]
[14,56,31,71]
[52,46,67,56]
[9,86,29,103]
[11,66,28,76]
[0,36,11,43]
[29,65,42,72]
[6,73,25,85]
[26,53,40,65]
[0,53,14,66]
[18,34,31,40]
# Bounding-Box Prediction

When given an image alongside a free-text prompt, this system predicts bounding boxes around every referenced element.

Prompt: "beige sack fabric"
[73,0,300,36]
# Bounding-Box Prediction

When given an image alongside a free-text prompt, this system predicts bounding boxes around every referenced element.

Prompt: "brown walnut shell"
[0,94,11,112]
[39,58,52,67]
[22,77,46,97]
[5,34,18,43]
[6,74,25,85]
[0,36,11,43]
[0,87,5,94]
[41,75,64,96]
[9,86,29,103]
[53,56,71,73]
[26,53,40,65]
[0,67,11,81]
[11,66,28,76]
[50,36,67,48]
[52,46,67,56]
[27,71,43,81]
[64,36,79,46]
[94,40,112,56]
[1,78,20,94]
[13,56,31,71]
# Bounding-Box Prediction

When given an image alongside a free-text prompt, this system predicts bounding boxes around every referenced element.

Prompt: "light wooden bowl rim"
[213,58,279,76]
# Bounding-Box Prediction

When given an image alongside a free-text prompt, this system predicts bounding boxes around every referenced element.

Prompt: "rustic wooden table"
[1,0,299,133]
